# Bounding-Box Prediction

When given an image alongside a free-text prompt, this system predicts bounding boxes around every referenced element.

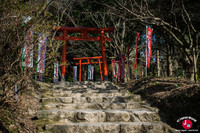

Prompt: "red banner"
[116,61,120,83]
[134,32,139,69]
[122,55,125,81]
[112,59,116,77]
[146,27,153,68]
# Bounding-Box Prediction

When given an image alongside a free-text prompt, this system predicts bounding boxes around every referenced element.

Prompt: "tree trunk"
[121,20,127,82]
[185,64,194,81]
[157,50,161,77]
[169,56,173,76]
[166,43,173,77]
[193,47,198,83]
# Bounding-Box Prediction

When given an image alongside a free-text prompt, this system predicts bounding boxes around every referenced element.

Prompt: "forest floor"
[124,77,200,131]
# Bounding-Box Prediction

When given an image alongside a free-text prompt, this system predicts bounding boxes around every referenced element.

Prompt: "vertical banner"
[122,55,125,80]
[88,65,94,80]
[112,59,116,77]
[135,32,139,80]
[116,61,120,83]
[127,44,130,80]
[146,27,153,68]
[73,66,77,82]
[134,32,139,69]
[54,63,59,83]
[119,51,125,81]
[22,30,34,68]
[37,33,47,74]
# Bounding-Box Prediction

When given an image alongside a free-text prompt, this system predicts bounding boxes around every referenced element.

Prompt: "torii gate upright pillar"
[61,30,67,81]
[100,30,108,81]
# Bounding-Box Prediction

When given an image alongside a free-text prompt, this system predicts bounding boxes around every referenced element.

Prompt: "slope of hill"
[125,77,200,131]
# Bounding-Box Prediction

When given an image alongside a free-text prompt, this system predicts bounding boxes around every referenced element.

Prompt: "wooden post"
[79,59,82,81]
[61,30,67,81]
[100,30,108,81]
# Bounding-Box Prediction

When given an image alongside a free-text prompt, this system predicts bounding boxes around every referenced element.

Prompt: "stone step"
[52,89,120,94]
[50,91,130,97]
[41,95,141,104]
[37,108,160,123]
[43,102,141,110]
[45,122,178,133]
[52,81,120,90]
[52,87,120,91]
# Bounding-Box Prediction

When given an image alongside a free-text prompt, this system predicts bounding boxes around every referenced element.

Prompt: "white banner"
[37,33,47,73]
[22,30,34,68]
[73,66,77,82]
[54,63,59,83]
[88,65,94,80]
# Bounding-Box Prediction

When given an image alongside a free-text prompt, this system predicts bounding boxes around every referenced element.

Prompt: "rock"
[105,110,130,122]
[76,110,106,122]
[36,81,179,133]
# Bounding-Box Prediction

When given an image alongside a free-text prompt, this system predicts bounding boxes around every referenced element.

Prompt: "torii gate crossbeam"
[54,26,114,81]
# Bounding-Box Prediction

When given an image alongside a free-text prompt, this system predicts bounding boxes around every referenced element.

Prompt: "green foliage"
[67,75,73,82]
[174,83,179,87]
[173,68,185,78]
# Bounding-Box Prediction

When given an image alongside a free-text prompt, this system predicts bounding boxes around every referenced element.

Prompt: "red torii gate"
[53,26,114,81]
[73,56,103,81]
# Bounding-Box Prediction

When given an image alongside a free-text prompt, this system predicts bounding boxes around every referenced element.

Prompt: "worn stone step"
[52,81,120,90]
[51,87,128,94]
[43,102,141,110]
[45,122,178,133]
[50,91,130,97]
[52,86,120,91]
[41,95,141,105]
[37,108,160,123]
[52,89,120,95]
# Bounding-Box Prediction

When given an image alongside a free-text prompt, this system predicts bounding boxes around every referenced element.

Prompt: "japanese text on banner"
[22,30,34,68]
[37,34,47,73]
[146,27,153,68]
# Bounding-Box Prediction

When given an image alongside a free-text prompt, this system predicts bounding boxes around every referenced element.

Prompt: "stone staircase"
[36,81,178,133]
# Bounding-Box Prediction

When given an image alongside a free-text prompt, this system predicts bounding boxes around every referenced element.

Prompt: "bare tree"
[101,0,199,82]
[0,0,63,131]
